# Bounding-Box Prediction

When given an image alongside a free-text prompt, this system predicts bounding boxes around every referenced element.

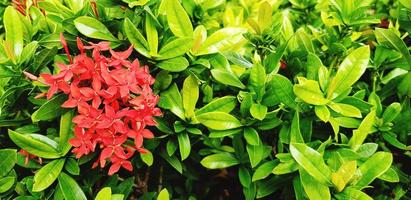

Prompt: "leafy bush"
[0,0,410,199]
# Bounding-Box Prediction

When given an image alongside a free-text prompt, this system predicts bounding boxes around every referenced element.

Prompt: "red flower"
[38,34,162,175]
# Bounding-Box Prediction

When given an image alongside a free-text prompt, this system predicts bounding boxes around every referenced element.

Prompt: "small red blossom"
[38,34,162,175]
[19,149,42,165]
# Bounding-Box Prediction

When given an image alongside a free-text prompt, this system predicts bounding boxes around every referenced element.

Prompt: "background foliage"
[0,0,410,199]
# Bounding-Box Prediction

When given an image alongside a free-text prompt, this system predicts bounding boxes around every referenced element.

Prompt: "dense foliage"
[0,0,410,199]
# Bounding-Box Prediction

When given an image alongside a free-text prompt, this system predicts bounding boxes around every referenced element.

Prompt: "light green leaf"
[263,74,297,108]
[95,187,111,200]
[196,112,242,130]
[0,176,15,193]
[59,110,74,156]
[249,63,266,100]
[328,103,362,118]
[378,167,399,183]
[375,28,411,69]
[247,144,265,168]
[182,75,198,119]
[315,105,330,122]
[211,68,246,89]
[140,151,153,166]
[165,0,193,37]
[200,153,239,169]
[158,84,185,120]
[146,15,158,55]
[327,46,370,99]
[157,37,194,60]
[300,169,331,200]
[290,111,304,143]
[354,152,393,189]
[195,96,237,115]
[348,110,376,150]
[244,127,260,146]
[272,160,299,175]
[290,143,332,185]
[335,187,373,200]
[252,161,277,182]
[157,188,170,200]
[33,159,65,192]
[293,78,329,105]
[331,161,357,192]
[196,28,246,55]
[250,103,267,121]
[4,6,24,59]
[177,132,190,161]
[74,16,118,41]
[157,57,189,72]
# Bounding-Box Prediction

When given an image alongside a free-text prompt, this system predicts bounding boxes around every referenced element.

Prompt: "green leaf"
[160,151,183,174]
[195,96,237,115]
[165,0,193,37]
[335,187,373,200]
[31,94,67,122]
[315,105,330,122]
[182,75,198,119]
[145,15,158,55]
[375,28,411,69]
[140,151,154,166]
[331,161,357,192]
[306,53,323,80]
[382,102,402,122]
[33,158,65,192]
[177,132,190,161]
[211,68,246,89]
[58,172,87,200]
[0,149,17,177]
[250,103,267,121]
[244,127,260,146]
[252,161,278,182]
[59,110,74,156]
[196,112,242,130]
[157,188,169,200]
[158,84,185,120]
[124,18,150,58]
[74,16,118,41]
[272,160,299,175]
[293,78,329,105]
[327,46,370,99]
[19,41,38,64]
[247,144,265,168]
[157,57,189,72]
[157,37,194,60]
[263,74,297,108]
[4,6,24,59]
[300,169,331,200]
[0,176,15,193]
[249,64,266,100]
[200,153,239,169]
[378,167,399,183]
[354,152,393,189]
[290,143,332,185]
[290,111,304,143]
[8,130,62,159]
[196,28,246,55]
[65,158,80,176]
[348,110,376,150]
[96,187,111,200]
[238,167,251,188]
[328,103,362,118]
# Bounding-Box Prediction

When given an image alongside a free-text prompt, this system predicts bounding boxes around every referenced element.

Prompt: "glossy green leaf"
[315,105,330,122]
[211,68,246,89]
[335,187,372,200]
[196,28,246,55]
[4,6,24,59]
[157,188,169,200]
[252,161,278,182]
[195,96,236,115]
[272,160,299,175]
[293,78,329,105]
[145,15,158,55]
[290,111,304,143]
[328,103,362,118]
[157,37,194,60]
[196,112,242,130]
[250,103,267,121]
[8,130,61,159]
[157,57,189,72]
[31,94,67,122]
[290,143,332,185]
[0,176,15,193]
[141,151,154,166]
[263,74,297,108]
[33,158,65,192]
[74,16,118,41]
[382,102,402,123]
[124,18,150,57]
[59,110,74,155]
[331,161,357,192]
[158,84,185,120]
[0,149,17,177]
[95,187,111,200]
[355,152,393,189]
[182,75,198,119]
[300,169,331,200]
[244,127,260,146]
[327,46,370,99]
[348,110,376,150]
[65,158,80,176]
[247,144,265,168]
[177,132,190,161]
[58,172,87,200]
[200,153,239,169]
[165,0,193,37]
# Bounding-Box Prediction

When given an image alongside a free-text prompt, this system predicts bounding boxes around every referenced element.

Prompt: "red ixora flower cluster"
[37,33,161,175]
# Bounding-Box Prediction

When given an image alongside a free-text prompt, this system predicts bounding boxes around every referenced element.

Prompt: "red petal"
[121,161,133,171]
[108,162,121,175]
